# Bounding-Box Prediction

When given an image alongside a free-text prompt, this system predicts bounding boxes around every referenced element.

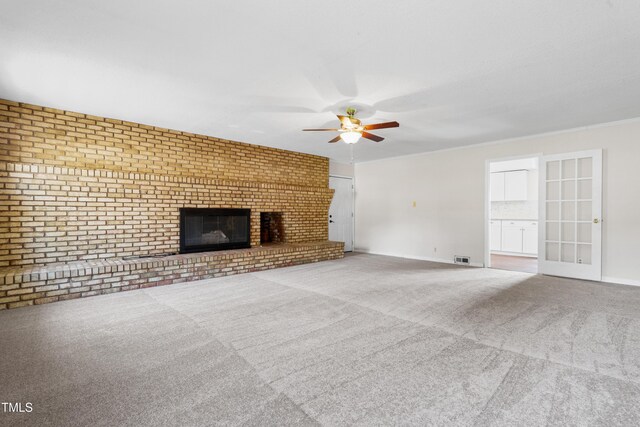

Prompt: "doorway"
[329,175,354,252]
[486,156,540,273]
[485,150,603,281]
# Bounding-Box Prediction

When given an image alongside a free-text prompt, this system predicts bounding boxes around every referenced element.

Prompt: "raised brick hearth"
[0,241,344,309]
[0,99,344,309]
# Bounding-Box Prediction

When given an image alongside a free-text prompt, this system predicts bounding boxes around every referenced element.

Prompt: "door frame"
[484,153,542,268]
[329,174,355,252]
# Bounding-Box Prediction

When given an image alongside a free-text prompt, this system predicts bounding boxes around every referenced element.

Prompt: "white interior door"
[329,176,354,252]
[539,149,602,281]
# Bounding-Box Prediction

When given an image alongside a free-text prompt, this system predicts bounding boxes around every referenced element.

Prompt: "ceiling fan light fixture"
[341,131,361,144]
[302,110,398,144]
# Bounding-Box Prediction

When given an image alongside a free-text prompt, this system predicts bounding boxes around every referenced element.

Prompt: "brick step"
[0,241,344,310]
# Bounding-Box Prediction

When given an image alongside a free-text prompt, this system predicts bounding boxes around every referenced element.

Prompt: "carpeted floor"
[2,253,640,426]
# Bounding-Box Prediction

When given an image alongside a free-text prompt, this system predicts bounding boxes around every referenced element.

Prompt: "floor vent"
[454,256,470,265]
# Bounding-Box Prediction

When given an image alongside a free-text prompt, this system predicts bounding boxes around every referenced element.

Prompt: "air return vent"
[454,256,470,265]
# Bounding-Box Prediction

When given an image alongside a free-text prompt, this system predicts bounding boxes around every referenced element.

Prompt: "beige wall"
[329,160,355,178]
[355,119,640,284]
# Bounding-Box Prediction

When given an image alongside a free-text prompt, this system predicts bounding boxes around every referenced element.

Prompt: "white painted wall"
[329,160,355,178]
[354,119,640,284]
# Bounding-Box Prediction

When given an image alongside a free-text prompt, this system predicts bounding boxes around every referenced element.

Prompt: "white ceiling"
[2,1,640,163]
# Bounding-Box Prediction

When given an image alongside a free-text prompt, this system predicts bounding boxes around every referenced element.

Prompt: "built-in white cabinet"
[492,220,538,255]
[522,223,538,254]
[501,222,523,252]
[504,171,528,201]
[490,221,502,251]
[491,170,528,201]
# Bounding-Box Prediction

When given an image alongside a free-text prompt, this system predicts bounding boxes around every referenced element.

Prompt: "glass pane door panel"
[561,180,576,200]
[547,181,560,200]
[546,242,560,261]
[577,157,592,178]
[577,244,592,265]
[561,202,576,221]
[577,223,592,243]
[547,161,560,180]
[561,222,575,242]
[547,202,560,220]
[577,179,592,199]
[577,201,592,221]
[562,159,576,179]
[561,243,576,263]
[546,222,560,241]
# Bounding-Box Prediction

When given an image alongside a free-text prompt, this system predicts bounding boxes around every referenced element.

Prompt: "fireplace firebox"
[260,212,284,244]
[179,208,251,253]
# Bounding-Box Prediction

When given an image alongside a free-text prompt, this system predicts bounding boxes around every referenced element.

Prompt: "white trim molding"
[602,276,640,288]
[355,250,484,268]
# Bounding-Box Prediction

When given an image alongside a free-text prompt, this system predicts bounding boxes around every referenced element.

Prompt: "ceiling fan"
[303,107,399,144]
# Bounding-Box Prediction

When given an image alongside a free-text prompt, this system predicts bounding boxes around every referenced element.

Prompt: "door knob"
[593,218,599,224]
[329,220,335,223]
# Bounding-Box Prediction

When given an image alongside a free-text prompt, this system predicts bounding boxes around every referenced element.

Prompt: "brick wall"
[0,241,344,309]
[0,100,326,185]
[0,99,334,268]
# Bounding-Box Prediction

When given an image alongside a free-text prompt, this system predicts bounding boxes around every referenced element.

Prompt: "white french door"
[539,149,602,281]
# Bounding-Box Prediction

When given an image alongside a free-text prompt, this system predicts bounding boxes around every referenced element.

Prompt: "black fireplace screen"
[180,208,250,253]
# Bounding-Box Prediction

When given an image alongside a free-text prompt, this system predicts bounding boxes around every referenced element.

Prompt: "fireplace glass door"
[180,208,250,253]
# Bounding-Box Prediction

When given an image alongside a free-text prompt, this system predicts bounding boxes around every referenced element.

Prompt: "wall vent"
[454,256,471,265]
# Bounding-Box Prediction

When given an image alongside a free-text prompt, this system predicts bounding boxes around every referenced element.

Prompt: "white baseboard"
[490,251,537,258]
[355,249,484,268]
[355,251,640,287]
[602,276,640,287]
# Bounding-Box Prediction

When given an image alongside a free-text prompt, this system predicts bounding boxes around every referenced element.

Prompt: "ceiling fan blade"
[302,128,340,131]
[363,121,400,131]
[362,132,384,142]
[328,135,342,143]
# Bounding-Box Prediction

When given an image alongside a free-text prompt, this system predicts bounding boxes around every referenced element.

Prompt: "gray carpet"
[2,253,640,426]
